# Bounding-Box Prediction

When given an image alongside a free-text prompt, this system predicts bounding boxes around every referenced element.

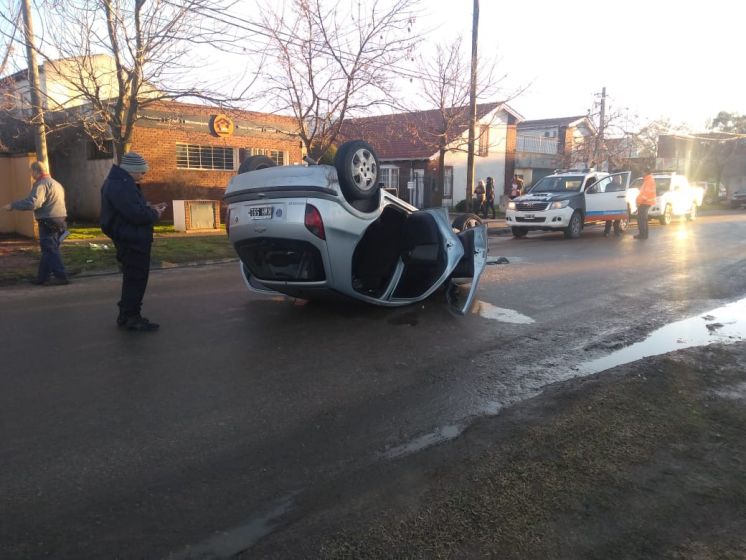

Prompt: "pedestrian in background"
[484,177,496,219]
[635,167,657,240]
[2,161,69,285]
[474,179,486,215]
[510,176,521,199]
[100,152,166,332]
[515,174,525,195]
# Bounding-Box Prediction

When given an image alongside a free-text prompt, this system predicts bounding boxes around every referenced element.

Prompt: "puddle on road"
[474,301,535,324]
[577,297,746,375]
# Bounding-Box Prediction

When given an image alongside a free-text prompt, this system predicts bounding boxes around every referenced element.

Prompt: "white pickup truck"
[627,172,703,225]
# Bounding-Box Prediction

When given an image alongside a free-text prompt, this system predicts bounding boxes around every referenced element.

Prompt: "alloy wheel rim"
[351,148,377,191]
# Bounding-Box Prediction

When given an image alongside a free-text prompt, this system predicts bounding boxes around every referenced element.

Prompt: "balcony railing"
[517,135,559,154]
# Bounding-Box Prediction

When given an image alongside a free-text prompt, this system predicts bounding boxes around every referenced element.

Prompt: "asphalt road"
[2,210,745,559]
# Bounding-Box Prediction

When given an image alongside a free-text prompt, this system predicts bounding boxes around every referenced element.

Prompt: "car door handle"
[616,195,626,198]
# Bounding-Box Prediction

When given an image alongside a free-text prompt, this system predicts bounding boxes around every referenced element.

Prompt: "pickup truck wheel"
[511,227,528,238]
[686,203,697,221]
[659,204,672,226]
[564,211,583,239]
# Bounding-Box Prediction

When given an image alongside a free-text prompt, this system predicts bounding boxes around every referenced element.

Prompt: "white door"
[585,172,631,222]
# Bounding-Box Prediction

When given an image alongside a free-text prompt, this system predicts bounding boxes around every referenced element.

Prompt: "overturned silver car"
[223,140,488,314]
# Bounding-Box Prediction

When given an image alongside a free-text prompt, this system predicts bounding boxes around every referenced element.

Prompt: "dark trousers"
[37,220,68,282]
[637,204,650,239]
[115,243,151,317]
[484,200,495,219]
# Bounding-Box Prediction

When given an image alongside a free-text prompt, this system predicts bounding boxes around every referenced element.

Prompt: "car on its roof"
[223,140,489,314]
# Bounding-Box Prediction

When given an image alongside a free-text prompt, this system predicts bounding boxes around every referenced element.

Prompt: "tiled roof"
[339,102,510,160]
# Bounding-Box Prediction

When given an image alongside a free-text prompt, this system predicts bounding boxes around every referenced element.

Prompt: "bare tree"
[412,37,506,199]
[254,0,420,160]
[8,0,241,159]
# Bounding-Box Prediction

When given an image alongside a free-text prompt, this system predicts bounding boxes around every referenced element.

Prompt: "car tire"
[451,213,482,232]
[334,140,380,202]
[659,204,672,226]
[564,211,583,239]
[686,203,697,221]
[238,155,275,174]
[511,227,528,238]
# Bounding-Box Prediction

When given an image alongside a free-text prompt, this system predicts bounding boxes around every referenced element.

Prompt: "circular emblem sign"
[209,114,234,137]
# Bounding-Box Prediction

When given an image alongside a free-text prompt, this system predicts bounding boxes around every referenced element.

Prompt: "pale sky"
[417,0,743,132]
[9,0,741,133]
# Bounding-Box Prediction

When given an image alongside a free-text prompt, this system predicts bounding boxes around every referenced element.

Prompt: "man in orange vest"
[634,167,657,240]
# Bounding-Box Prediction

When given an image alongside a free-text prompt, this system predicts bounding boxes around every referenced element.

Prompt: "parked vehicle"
[693,181,727,205]
[505,169,632,239]
[728,186,746,208]
[628,172,701,225]
[223,140,488,314]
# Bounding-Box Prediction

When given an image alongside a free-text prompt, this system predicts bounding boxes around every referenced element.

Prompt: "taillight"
[304,204,325,240]
[225,207,231,236]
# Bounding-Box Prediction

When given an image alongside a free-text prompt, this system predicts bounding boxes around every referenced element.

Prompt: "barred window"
[176,143,234,170]
[241,148,286,166]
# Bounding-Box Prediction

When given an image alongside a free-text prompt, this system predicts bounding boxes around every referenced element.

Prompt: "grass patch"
[66,221,177,239]
[0,234,236,284]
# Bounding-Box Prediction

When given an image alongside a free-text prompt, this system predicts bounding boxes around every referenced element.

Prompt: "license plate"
[249,206,273,219]
[525,213,535,219]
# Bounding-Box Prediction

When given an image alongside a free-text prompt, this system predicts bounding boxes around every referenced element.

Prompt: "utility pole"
[596,86,606,169]
[465,0,478,210]
[20,0,48,165]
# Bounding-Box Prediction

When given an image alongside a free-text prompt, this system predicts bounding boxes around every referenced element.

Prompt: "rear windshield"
[528,175,584,193]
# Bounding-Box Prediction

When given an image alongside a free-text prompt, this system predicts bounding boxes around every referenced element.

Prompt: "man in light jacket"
[2,161,69,285]
[635,167,657,240]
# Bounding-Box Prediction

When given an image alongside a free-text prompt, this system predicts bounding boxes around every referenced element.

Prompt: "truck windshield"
[528,175,584,193]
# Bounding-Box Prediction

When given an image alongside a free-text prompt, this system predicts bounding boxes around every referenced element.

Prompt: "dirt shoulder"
[247,342,746,559]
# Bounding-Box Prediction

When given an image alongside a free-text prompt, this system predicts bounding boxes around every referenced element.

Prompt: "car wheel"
[511,227,528,238]
[238,155,275,174]
[659,204,672,226]
[452,213,483,232]
[686,203,697,221]
[334,140,380,202]
[564,211,583,239]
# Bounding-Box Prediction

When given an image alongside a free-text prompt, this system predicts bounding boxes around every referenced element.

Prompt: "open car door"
[585,171,632,222]
[446,223,488,315]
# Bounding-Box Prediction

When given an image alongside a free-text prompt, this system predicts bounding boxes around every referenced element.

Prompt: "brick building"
[50,101,302,221]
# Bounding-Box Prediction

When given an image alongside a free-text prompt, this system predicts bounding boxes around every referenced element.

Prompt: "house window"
[379,165,399,189]
[443,166,453,198]
[87,140,114,160]
[176,143,234,170]
[478,125,489,156]
[240,148,286,166]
